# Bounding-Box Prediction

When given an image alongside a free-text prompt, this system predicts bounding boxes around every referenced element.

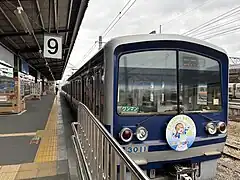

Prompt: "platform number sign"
[43,34,62,59]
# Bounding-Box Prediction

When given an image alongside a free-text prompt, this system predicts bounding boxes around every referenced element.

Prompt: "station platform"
[0,94,77,180]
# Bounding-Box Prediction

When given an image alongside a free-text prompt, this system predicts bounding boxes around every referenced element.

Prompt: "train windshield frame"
[117,50,222,115]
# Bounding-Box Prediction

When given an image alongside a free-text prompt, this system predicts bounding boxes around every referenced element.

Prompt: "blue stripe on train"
[104,124,111,133]
[148,137,226,152]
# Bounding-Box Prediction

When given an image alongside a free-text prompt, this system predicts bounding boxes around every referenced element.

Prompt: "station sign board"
[0,60,13,78]
[43,34,62,59]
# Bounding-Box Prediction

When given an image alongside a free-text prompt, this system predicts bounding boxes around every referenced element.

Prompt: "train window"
[117,50,178,115]
[179,51,221,112]
[228,87,232,92]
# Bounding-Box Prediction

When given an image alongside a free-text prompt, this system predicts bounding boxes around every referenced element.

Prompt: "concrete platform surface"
[0,95,55,134]
[0,94,71,179]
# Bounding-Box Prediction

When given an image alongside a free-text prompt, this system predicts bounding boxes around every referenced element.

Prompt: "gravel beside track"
[216,121,240,180]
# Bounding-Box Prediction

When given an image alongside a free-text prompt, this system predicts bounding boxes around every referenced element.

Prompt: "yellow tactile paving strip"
[0,97,59,179]
[34,97,58,162]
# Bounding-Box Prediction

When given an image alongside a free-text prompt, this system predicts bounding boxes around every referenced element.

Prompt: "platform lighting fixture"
[14,7,33,35]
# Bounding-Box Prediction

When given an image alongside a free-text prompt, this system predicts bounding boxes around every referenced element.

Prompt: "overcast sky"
[62,0,240,80]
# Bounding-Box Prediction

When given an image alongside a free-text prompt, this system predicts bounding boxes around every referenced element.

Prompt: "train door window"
[95,71,101,119]
[74,81,76,98]
[79,80,81,101]
[70,81,73,100]
[100,68,104,122]
[80,80,82,102]
[72,81,74,98]
[179,51,221,112]
[85,78,88,106]
[73,81,75,98]
[92,75,96,115]
[237,87,240,93]
[74,81,76,99]
[82,78,85,104]
[75,81,78,100]
[76,81,78,99]
[75,81,77,100]
[88,76,93,111]
[77,80,80,101]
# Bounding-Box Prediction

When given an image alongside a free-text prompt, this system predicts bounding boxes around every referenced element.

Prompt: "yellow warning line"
[0,132,36,137]
[34,97,58,162]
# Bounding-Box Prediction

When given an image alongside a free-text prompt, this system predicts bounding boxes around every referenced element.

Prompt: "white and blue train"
[62,34,228,179]
[228,83,240,99]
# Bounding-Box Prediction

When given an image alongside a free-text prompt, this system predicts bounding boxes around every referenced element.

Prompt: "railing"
[71,102,150,180]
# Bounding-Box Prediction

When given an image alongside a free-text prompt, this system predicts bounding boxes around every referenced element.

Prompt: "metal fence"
[71,102,150,180]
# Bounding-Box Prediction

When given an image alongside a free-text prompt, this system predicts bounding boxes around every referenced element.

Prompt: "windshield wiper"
[136,106,216,127]
[136,114,159,127]
[136,110,177,127]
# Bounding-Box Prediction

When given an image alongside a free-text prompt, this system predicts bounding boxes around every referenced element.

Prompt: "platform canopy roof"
[0,0,89,80]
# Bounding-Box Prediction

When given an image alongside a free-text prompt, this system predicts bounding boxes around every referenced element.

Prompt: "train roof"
[67,33,227,81]
[105,34,227,54]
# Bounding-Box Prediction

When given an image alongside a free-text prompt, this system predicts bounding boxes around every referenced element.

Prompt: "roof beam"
[54,0,58,32]
[65,0,73,45]
[35,0,45,30]
[37,64,63,69]
[48,0,52,32]
[19,45,69,53]
[32,60,64,66]
[0,29,72,38]
[62,0,90,78]
[0,6,30,49]
[0,28,20,49]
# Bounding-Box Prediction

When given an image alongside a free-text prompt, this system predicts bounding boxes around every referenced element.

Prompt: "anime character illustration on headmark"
[173,122,190,151]
[166,115,197,152]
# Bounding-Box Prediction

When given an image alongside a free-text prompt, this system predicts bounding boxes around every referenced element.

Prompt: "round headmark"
[166,114,196,152]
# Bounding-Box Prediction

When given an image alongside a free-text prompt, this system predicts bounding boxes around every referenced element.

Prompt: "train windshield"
[117,50,221,115]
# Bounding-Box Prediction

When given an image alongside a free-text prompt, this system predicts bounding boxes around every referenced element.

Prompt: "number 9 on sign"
[44,35,62,59]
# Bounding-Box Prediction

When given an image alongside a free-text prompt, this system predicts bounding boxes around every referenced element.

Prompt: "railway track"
[228,116,240,121]
[229,98,240,103]
[222,143,240,161]
[225,143,240,151]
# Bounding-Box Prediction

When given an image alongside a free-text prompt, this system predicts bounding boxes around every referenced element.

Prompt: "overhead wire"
[102,0,137,38]
[101,0,133,36]
[191,16,240,38]
[182,5,240,36]
[161,0,217,26]
[72,0,137,69]
[203,26,240,40]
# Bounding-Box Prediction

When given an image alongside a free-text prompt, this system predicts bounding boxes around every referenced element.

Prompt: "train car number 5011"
[125,145,148,153]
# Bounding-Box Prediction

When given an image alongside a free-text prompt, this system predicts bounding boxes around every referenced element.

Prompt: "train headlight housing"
[119,128,133,142]
[205,122,217,135]
[136,126,148,141]
[217,122,227,134]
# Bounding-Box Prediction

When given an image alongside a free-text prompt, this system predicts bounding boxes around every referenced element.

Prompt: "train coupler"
[174,164,198,180]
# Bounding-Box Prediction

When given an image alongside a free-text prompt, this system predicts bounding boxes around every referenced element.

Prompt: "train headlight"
[217,122,227,134]
[205,122,217,135]
[119,128,133,142]
[136,126,148,141]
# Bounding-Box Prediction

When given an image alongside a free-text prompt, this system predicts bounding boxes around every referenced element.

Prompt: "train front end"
[109,35,228,180]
